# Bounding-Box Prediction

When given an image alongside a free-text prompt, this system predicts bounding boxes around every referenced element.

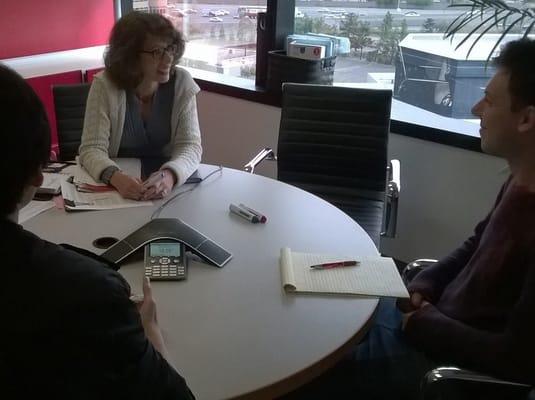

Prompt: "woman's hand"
[110,171,145,200]
[142,169,176,200]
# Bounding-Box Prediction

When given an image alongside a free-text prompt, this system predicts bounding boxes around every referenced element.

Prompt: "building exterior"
[393,33,525,118]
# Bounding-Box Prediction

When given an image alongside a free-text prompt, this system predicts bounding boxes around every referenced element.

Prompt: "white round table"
[24,165,379,399]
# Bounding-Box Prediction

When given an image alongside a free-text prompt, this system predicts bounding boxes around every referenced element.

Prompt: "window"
[291,3,524,138]
[132,0,266,80]
[122,0,523,148]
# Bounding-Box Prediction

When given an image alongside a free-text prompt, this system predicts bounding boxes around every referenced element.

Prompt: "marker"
[239,203,267,223]
[229,203,260,223]
[310,260,359,270]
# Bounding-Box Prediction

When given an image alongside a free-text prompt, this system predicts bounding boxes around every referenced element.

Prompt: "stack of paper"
[280,247,409,298]
[61,158,152,211]
[18,200,55,223]
[38,173,65,195]
[38,162,77,195]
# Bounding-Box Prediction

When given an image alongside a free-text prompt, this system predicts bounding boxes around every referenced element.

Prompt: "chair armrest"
[244,147,276,174]
[389,159,401,194]
[421,367,532,400]
[402,259,438,285]
[381,159,401,238]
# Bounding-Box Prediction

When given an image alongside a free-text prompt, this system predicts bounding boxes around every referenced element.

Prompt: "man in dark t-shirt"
[302,39,535,400]
[0,65,195,399]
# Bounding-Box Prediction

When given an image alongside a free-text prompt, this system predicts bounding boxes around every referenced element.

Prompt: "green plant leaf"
[454,9,508,50]
[522,19,535,39]
[445,0,534,63]
[485,16,526,64]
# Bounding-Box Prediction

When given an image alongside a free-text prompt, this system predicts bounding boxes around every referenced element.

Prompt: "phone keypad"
[145,257,186,281]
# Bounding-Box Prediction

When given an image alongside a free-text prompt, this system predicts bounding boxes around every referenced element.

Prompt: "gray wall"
[196,90,508,262]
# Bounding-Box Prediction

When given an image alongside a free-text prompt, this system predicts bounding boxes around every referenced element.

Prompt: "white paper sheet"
[18,200,55,224]
[60,180,152,211]
[280,247,409,298]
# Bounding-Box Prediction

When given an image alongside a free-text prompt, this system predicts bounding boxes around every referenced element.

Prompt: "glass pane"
[292,2,522,136]
[133,0,266,80]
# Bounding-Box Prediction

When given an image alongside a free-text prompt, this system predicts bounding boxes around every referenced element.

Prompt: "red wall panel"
[85,67,105,83]
[1,0,114,59]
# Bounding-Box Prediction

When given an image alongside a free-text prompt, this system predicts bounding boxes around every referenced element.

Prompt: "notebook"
[280,247,409,298]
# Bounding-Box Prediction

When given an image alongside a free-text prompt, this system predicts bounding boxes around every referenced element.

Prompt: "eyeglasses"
[140,44,178,60]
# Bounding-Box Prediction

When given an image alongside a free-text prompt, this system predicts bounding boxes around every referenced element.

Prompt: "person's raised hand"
[138,277,159,333]
[110,171,145,200]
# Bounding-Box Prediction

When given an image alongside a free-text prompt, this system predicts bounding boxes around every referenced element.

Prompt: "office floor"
[276,358,359,400]
[277,360,531,400]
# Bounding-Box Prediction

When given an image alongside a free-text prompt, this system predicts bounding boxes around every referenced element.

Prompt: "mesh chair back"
[277,83,392,245]
[53,83,90,161]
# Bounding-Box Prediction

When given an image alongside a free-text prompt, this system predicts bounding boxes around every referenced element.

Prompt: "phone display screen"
[150,242,181,257]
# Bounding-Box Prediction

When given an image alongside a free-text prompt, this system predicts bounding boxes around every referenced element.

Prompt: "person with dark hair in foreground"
[79,11,202,201]
[0,64,194,399]
[280,38,535,400]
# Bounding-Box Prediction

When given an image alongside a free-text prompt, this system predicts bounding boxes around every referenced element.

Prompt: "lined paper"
[280,247,409,298]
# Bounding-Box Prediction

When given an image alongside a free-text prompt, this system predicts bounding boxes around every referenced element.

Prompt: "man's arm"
[407,225,483,303]
[136,277,173,363]
[94,271,195,400]
[408,178,511,303]
[404,258,535,384]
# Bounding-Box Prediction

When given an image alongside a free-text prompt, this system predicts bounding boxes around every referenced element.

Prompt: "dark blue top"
[119,74,175,178]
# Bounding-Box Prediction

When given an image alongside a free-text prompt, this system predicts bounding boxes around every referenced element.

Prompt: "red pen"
[310,260,359,270]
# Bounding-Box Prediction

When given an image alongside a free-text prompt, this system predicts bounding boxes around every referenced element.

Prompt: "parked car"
[404,10,420,16]
[209,17,223,22]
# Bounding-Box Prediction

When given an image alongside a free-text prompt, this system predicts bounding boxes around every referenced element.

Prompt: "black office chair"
[52,83,90,161]
[401,260,534,400]
[244,83,400,247]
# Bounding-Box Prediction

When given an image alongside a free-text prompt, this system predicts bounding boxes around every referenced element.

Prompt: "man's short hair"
[495,38,535,110]
[0,65,50,216]
[104,11,186,90]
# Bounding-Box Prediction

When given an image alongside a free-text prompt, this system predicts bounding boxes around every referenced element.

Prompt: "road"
[160,3,466,30]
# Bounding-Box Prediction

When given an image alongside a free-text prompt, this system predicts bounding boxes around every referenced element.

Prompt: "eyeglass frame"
[139,44,179,61]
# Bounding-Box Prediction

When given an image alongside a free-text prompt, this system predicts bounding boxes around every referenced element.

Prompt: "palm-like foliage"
[445,0,535,61]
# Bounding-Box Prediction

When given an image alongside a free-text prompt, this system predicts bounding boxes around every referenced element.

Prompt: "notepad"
[280,247,409,298]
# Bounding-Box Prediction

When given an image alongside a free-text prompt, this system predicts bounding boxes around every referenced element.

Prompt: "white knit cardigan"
[78,66,202,186]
